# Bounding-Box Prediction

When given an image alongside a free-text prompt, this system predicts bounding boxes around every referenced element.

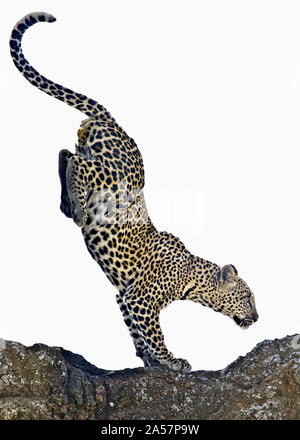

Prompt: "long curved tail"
[10,12,112,120]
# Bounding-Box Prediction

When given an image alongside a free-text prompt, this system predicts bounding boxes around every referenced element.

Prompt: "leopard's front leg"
[125,291,192,373]
[116,294,162,367]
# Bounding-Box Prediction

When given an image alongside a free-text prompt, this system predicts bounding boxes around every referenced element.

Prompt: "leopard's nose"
[251,311,259,322]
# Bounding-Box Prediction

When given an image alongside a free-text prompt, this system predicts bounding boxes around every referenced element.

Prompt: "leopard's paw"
[167,358,192,373]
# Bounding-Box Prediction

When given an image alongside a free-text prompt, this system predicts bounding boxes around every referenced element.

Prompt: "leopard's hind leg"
[58,149,73,218]
[66,155,110,227]
[66,155,90,227]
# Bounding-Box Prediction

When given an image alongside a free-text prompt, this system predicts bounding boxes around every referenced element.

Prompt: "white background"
[1,0,299,371]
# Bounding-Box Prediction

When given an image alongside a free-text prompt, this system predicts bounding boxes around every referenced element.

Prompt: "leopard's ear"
[217,264,238,291]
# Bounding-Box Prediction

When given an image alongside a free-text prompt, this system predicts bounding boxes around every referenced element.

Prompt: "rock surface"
[0,335,299,420]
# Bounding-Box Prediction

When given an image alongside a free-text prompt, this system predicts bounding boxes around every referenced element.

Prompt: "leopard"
[10,12,259,373]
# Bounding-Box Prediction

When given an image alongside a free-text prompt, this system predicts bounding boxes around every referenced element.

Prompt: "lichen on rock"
[0,335,299,420]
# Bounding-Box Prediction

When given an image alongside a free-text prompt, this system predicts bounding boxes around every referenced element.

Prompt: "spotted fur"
[10,13,258,372]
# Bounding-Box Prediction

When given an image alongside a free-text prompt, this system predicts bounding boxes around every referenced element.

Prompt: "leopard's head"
[215,264,258,329]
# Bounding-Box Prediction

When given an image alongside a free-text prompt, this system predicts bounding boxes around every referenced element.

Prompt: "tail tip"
[12,12,57,37]
[48,15,57,23]
[27,12,56,24]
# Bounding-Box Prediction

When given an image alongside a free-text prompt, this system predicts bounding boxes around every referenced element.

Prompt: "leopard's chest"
[81,193,151,291]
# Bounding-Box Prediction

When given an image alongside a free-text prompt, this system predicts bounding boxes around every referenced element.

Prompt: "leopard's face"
[215,265,258,329]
